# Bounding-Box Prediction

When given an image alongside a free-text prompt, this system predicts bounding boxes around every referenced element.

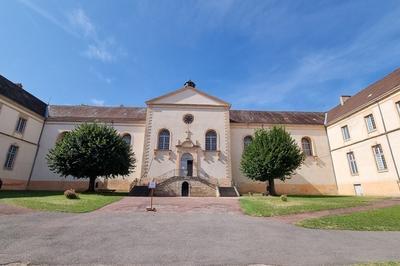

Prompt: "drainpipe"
[26,107,48,190]
[377,102,400,182]
[324,112,339,194]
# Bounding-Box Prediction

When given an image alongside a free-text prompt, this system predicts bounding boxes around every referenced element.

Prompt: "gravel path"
[1,197,400,265]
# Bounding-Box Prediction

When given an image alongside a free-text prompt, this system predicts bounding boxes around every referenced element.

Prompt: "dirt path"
[0,203,35,215]
[271,198,400,224]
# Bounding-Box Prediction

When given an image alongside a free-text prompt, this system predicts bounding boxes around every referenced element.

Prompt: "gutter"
[324,112,339,194]
[26,106,48,189]
[377,102,400,182]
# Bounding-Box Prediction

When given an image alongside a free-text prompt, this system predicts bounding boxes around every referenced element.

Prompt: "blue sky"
[0,0,399,111]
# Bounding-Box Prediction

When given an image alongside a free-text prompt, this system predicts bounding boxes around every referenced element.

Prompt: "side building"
[326,68,400,196]
[0,75,47,190]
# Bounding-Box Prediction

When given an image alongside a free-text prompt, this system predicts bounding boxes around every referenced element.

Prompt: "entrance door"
[354,184,363,196]
[181,181,189,197]
[187,160,193,176]
[180,153,193,177]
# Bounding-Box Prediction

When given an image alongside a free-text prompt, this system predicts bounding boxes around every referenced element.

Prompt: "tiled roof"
[229,110,325,125]
[48,105,324,125]
[327,68,400,125]
[0,75,47,117]
[47,105,147,123]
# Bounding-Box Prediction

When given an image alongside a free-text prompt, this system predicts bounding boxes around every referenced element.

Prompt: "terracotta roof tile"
[327,68,400,125]
[0,75,47,117]
[48,105,146,123]
[229,110,325,125]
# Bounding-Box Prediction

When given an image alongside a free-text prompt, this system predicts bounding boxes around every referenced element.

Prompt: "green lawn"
[239,195,381,217]
[298,205,400,231]
[0,190,126,213]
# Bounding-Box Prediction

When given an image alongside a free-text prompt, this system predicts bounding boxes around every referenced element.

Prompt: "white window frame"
[372,144,388,172]
[205,130,217,151]
[396,101,400,115]
[341,125,350,141]
[4,145,19,170]
[301,137,313,156]
[15,117,27,134]
[346,152,358,175]
[158,129,170,150]
[364,114,377,133]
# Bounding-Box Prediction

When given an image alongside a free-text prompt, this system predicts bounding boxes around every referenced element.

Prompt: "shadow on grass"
[0,190,128,199]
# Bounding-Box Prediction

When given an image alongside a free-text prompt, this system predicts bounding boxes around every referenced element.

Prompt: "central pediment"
[146,84,230,107]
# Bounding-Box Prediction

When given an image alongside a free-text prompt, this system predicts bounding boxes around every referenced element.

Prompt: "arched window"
[301,137,313,156]
[122,134,131,145]
[243,136,253,149]
[205,130,217,151]
[158,129,170,150]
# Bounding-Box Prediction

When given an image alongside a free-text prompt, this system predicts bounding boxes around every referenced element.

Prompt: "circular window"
[183,114,194,124]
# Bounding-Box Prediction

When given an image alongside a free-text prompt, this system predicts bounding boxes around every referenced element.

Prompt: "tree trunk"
[268,178,277,196]
[87,176,97,193]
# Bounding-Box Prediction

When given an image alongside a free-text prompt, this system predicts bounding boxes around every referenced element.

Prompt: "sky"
[0,0,399,111]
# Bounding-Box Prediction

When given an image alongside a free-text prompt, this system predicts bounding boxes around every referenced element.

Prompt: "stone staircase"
[129,185,149,196]
[218,186,239,197]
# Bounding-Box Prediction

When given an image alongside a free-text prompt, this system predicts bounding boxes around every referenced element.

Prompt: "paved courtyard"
[1,197,400,265]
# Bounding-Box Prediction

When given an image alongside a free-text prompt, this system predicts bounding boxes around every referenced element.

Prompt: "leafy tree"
[240,126,305,196]
[47,123,135,192]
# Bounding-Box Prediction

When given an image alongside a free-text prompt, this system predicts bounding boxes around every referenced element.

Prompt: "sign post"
[146,180,157,212]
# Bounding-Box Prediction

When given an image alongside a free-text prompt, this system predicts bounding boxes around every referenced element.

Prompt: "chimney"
[15,83,23,89]
[340,95,351,106]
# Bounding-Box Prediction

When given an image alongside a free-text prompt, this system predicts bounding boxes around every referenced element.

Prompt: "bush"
[280,194,288,202]
[64,189,79,199]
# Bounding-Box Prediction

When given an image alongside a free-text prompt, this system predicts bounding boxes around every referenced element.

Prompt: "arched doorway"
[181,181,189,197]
[180,153,193,177]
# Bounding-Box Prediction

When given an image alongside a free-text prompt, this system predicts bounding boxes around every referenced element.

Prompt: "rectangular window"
[4,145,19,170]
[15,117,27,134]
[341,125,350,141]
[346,152,358,175]
[396,101,400,114]
[364,114,377,133]
[372,144,388,171]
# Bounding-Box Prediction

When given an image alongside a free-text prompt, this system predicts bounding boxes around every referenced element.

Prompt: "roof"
[47,105,147,123]
[146,85,231,107]
[229,110,325,125]
[0,75,47,117]
[327,67,400,125]
[48,105,324,125]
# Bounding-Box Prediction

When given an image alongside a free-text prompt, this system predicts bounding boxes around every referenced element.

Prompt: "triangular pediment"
[146,86,230,107]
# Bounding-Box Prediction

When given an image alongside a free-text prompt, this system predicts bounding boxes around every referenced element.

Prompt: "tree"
[47,123,136,192]
[240,126,305,196]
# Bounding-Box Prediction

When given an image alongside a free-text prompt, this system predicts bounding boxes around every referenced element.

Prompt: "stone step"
[218,187,239,197]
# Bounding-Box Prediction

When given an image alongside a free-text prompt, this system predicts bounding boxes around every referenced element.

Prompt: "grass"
[298,205,400,231]
[0,190,126,213]
[239,195,381,217]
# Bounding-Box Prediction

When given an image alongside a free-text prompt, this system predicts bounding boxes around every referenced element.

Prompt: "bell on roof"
[184,80,196,88]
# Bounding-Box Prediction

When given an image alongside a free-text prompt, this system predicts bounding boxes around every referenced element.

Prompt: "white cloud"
[228,5,400,109]
[18,1,119,63]
[85,44,115,62]
[90,98,105,106]
[67,8,96,38]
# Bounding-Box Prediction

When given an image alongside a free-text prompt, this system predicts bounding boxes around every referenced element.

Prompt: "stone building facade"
[1,68,400,196]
